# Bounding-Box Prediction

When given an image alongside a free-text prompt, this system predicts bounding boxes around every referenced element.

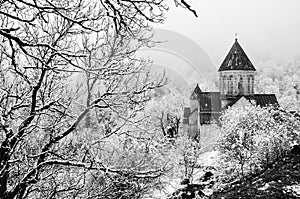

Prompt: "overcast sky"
[155,0,300,67]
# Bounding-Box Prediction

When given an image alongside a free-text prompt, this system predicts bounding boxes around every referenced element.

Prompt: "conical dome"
[218,39,256,71]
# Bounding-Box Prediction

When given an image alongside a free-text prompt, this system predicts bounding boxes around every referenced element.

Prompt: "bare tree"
[144,91,186,138]
[0,0,196,198]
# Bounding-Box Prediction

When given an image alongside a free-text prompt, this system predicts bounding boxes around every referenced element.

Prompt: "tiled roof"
[224,94,279,109]
[218,39,256,71]
[190,84,202,100]
[246,94,278,107]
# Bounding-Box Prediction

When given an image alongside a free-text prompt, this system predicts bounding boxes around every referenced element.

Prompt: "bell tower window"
[248,75,254,94]
[228,75,233,94]
[238,77,243,94]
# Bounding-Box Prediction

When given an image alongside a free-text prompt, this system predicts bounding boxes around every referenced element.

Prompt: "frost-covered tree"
[256,59,300,111]
[144,91,203,185]
[219,104,300,179]
[0,0,196,198]
[144,90,187,138]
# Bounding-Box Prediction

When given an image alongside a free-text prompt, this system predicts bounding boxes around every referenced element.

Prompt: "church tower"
[218,38,256,107]
[183,37,278,142]
[185,83,202,140]
[190,83,202,112]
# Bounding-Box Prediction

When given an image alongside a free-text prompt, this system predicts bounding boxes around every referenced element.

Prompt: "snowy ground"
[145,150,220,199]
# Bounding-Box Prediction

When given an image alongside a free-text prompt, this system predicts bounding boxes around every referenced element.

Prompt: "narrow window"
[238,77,243,94]
[228,75,233,94]
[248,75,251,94]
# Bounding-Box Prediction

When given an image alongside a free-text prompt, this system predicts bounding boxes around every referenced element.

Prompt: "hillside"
[165,150,300,199]
[211,152,300,199]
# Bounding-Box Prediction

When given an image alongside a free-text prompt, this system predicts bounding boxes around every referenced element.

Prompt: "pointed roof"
[190,84,202,100]
[218,38,256,71]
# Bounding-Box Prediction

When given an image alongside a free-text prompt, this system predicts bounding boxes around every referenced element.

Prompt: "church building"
[183,38,278,138]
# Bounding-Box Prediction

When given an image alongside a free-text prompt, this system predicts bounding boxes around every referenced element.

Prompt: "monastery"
[183,38,278,138]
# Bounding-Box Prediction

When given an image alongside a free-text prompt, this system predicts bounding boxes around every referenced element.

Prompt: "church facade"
[183,38,278,138]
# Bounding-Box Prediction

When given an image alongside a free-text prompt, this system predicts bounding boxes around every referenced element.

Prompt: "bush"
[218,105,300,180]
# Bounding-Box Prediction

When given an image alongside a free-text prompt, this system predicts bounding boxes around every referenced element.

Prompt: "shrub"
[218,105,300,180]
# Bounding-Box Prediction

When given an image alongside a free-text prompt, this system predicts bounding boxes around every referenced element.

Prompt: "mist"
[155,0,300,66]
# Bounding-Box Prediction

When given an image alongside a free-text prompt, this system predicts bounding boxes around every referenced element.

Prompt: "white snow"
[197,150,220,167]
[284,184,300,196]
[257,183,270,191]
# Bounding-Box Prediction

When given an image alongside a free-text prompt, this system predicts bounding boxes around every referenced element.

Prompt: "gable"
[223,94,279,110]
[231,96,252,109]
[190,84,202,100]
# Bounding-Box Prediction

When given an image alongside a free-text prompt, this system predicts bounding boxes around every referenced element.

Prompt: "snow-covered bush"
[174,135,202,182]
[218,105,300,180]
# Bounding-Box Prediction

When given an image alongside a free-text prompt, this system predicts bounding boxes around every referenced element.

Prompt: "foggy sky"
[155,0,300,67]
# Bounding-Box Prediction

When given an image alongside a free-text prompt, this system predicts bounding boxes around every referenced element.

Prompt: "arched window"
[248,75,254,94]
[222,75,226,94]
[228,75,233,94]
[238,77,243,94]
[250,75,254,94]
[247,75,251,94]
